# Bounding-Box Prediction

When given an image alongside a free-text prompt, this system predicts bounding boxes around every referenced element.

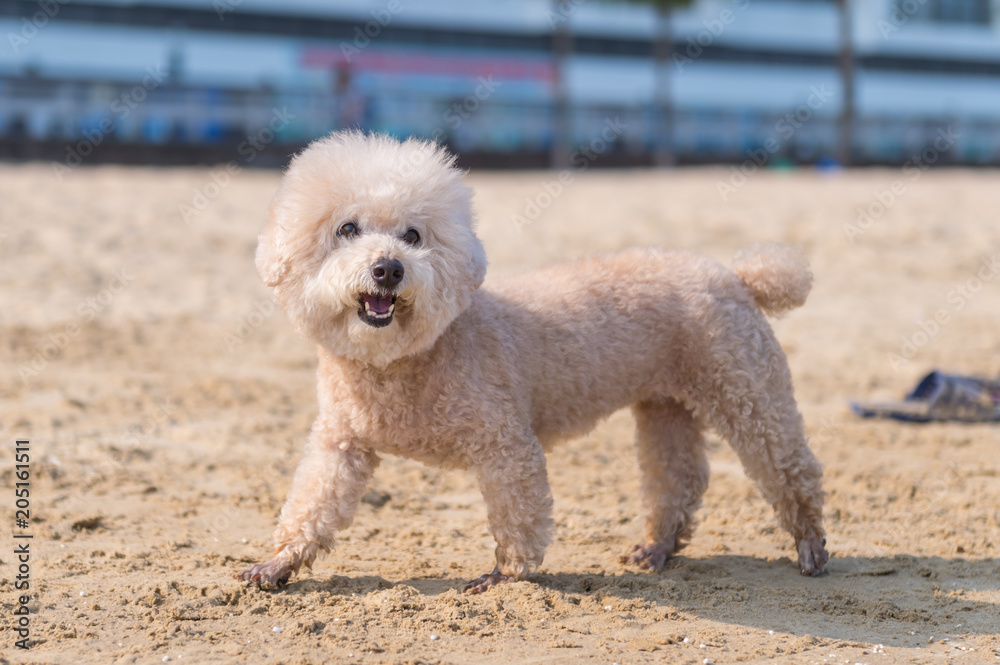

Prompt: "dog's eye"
[402,228,420,245]
[337,221,359,238]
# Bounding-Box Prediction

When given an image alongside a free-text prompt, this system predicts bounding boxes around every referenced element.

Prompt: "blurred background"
[2,0,1000,168]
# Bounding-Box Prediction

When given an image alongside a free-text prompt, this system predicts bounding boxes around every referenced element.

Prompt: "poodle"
[236,131,828,593]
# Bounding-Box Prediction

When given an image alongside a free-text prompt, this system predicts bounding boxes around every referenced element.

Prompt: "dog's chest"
[333,368,486,465]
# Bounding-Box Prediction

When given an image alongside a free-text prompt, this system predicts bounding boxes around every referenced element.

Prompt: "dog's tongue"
[363,293,393,315]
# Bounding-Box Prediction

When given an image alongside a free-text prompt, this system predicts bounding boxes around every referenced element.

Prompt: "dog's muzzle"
[358,257,404,328]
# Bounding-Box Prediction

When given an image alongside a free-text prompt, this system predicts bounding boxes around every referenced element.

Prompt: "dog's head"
[256,131,487,366]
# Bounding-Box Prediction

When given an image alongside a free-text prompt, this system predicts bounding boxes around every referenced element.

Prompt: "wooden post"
[837,0,855,166]
[653,5,675,167]
[550,3,573,169]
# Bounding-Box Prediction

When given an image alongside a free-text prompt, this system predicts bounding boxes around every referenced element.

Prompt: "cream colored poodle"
[237,131,828,593]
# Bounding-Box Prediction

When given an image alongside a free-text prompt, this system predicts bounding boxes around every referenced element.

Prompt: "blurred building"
[1,0,999,166]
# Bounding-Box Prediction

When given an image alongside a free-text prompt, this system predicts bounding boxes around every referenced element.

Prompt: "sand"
[2,163,999,665]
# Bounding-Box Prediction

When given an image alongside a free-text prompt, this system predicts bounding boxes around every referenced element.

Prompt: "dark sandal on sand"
[851,371,1000,423]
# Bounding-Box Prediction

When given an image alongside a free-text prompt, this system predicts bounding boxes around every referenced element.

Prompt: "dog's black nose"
[371,258,404,289]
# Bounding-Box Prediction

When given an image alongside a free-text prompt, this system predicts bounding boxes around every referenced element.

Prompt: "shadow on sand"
[276,553,999,641]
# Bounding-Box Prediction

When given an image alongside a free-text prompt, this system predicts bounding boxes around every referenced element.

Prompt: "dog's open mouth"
[358,293,397,328]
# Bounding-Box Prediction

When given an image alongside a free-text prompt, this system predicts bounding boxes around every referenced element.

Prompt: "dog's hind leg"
[624,398,709,571]
[465,435,553,593]
[699,348,828,576]
[237,420,379,586]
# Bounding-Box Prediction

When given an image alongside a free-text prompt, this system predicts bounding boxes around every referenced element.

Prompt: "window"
[895,0,993,24]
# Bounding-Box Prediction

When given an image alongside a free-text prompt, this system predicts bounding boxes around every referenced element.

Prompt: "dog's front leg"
[465,437,553,593]
[237,425,379,586]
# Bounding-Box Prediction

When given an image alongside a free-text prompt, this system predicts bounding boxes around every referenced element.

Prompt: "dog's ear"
[256,201,291,287]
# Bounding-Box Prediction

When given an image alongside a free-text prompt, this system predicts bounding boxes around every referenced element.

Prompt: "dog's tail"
[732,243,812,317]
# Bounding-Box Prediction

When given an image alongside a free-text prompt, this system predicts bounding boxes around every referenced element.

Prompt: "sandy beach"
[2,163,999,664]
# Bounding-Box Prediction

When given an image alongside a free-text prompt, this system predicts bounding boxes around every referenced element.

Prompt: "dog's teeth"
[362,298,393,321]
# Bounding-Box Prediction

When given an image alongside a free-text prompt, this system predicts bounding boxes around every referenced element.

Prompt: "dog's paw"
[797,534,829,576]
[464,567,514,594]
[235,557,294,587]
[622,541,673,571]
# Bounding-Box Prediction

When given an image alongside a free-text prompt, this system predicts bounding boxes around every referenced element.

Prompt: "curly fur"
[237,131,829,590]
[732,243,813,316]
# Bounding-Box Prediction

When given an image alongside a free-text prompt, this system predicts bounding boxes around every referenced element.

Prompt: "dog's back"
[481,246,810,445]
